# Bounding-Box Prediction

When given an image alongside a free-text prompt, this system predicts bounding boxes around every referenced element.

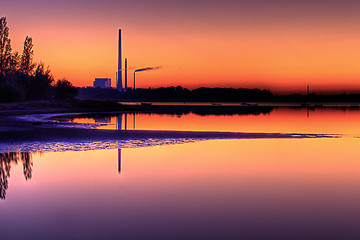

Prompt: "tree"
[20,36,35,75]
[9,51,20,73]
[0,17,12,79]
[55,78,78,100]
[26,62,54,100]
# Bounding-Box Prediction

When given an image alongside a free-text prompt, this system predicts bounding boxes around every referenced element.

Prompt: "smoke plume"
[134,66,162,73]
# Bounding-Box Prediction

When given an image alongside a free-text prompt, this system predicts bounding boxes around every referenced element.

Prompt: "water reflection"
[118,148,121,173]
[0,138,202,199]
[3,109,360,238]
[117,113,129,130]
[0,149,122,199]
[51,106,274,130]
[48,106,360,135]
[0,152,33,200]
[94,117,111,124]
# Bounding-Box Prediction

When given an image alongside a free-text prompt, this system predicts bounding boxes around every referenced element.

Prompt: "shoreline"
[1,99,360,114]
[0,113,337,145]
[0,127,335,143]
[0,100,348,147]
[0,105,341,153]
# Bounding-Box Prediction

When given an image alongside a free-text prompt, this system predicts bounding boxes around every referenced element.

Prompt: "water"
[1,107,360,239]
[56,106,360,135]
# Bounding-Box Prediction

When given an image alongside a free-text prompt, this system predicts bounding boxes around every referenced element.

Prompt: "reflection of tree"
[0,152,33,200]
[21,152,32,180]
[0,153,12,199]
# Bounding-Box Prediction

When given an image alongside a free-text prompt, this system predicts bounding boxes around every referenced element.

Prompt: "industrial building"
[94,78,111,88]
[117,29,130,91]
[117,29,123,91]
[91,29,128,91]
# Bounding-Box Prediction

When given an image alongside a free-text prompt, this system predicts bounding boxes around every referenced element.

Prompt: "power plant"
[94,78,111,88]
[125,58,128,89]
[94,28,159,90]
[116,29,129,91]
[117,29,123,91]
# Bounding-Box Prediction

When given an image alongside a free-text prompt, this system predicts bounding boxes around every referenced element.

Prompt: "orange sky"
[2,0,360,93]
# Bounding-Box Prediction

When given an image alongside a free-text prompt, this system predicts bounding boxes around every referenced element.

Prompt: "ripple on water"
[0,138,202,153]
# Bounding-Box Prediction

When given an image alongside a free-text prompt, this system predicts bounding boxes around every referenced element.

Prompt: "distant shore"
[1,99,360,116]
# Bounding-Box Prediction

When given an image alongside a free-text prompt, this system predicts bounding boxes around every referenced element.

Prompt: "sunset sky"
[2,0,360,93]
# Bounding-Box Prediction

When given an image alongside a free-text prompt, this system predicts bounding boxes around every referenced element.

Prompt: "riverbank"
[0,111,336,145]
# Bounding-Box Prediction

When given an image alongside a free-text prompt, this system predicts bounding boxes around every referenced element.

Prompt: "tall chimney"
[125,58,128,89]
[117,29,123,91]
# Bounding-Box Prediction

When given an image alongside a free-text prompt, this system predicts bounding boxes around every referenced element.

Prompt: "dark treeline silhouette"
[78,86,360,103]
[127,87,274,102]
[276,93,360,103]
[0,17,77,102]
[0,152,33,200]
[78,86,274,102]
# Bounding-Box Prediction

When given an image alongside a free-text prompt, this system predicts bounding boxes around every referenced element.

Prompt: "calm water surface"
[68,107,360,135]
[1,108,360,239]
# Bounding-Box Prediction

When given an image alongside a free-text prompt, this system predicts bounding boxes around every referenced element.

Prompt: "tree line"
[0,17,77,102]
[78,86,274,102]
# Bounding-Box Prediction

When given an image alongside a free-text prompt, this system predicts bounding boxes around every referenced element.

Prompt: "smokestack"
[125,58,128,89]
[117,29,123,91]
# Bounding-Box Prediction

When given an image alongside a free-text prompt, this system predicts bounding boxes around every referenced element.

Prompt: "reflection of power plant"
[118,148,121,173]
[94,117,111,124]
[116,113,136,130]
[116,113,136,173]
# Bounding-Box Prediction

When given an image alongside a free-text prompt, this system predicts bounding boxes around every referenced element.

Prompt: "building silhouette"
[94,78,111,88]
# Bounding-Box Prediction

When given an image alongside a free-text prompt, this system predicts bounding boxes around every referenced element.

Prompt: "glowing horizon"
[2,0,360,93]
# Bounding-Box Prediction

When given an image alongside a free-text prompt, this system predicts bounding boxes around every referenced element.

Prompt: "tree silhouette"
[9,51,20,73]
[55,78,78,100]
[0,16,78,102]
[27,62,54,100]
[0,17,12,80]
[20,36,35,76]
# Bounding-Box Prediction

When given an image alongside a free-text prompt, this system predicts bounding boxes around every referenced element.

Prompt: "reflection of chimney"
[124,113,127,130]
[125,58,128,90]
[118,148,121,173]
[117,114,122,130]
[117,29,123,91]
[133,113,135,130]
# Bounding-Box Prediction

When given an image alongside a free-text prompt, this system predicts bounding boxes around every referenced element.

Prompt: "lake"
[1,107,360,239]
